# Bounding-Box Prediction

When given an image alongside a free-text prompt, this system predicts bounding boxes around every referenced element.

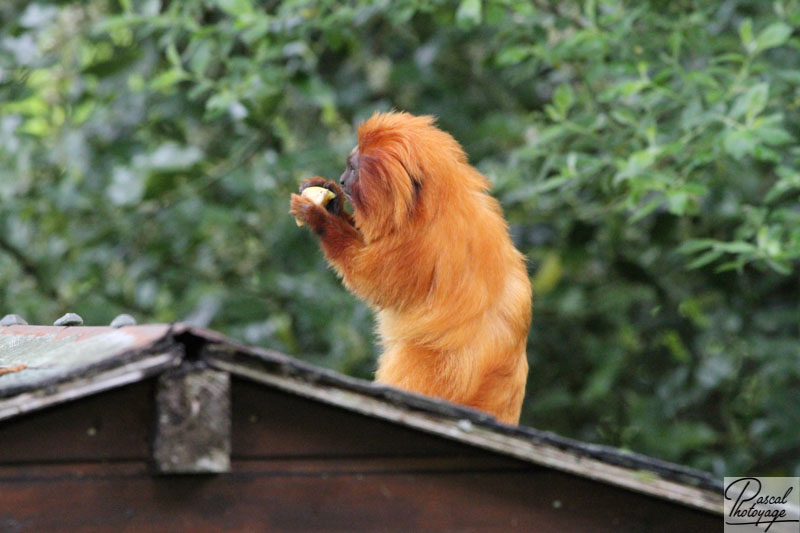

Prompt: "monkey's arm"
[290,178,364,279]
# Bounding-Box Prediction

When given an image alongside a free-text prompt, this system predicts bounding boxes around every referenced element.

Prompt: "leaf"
[584,0,596,23]
[687,249,724,269]
[744,83,769,123]
[628,197,663,223]
[107,167,145,206]
[765,258,792,275]
[666,190,689,215]
[205,91,234,117]
[496,45,532,66]
[166,42,181,68]
[714,241,756,254]
[190,40,213,76]
[617,79,649,97]
[20,117,49,137]
[531,252,563,295]
[777,70,800,84]
[722,129,756,160]
[661,330,690,363]
[754,126,794,146]
[532,174,575,194]
[715,260,746,273]
[739,18,754,49]
[553,84,575,117]
[133,142,204,171]
[149,69,188,91]
[765,180,793,204]
[456,0,482,28]
[754,22,793,54]
[614,148,657,183]
[677,239,716,254]
[581,350,625,401]
[730,83,768,123]
[765,167,800,203]
[753,145,780,162]
[679,98,703,131]
[213,0,253,16]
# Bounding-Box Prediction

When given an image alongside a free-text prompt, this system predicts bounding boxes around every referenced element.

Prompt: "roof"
[0,322,723,514]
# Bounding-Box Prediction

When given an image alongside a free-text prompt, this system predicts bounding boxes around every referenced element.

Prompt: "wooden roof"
[0,323,722,514]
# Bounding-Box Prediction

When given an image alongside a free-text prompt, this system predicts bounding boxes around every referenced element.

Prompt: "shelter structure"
[0,322,722,532]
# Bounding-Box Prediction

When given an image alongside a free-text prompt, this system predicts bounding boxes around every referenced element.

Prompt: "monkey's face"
[339,147,360,202]
[339,144,421,242]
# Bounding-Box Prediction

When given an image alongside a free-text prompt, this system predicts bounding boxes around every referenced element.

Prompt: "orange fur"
[291,111,531,424]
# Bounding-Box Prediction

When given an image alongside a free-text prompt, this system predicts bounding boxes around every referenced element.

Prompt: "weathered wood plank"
[0,381,154,463]
[0,461,719,533]
[153,365,231,473]
[232,379,487,459]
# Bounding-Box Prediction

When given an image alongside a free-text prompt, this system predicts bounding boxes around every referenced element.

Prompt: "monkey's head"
[340,111,486,242]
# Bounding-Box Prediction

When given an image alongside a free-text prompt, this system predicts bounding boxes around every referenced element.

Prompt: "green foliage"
[1,0,798,476]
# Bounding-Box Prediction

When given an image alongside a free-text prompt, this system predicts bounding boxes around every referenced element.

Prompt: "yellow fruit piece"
[303,186,336,205]
[296,186,336,226]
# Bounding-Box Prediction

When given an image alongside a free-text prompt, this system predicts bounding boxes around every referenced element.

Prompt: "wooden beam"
[0,461,720,533]
[153,365,231,473]
[207,354,722,514]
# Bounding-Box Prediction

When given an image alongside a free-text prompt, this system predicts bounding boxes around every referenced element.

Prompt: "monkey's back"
[373,189,532,424]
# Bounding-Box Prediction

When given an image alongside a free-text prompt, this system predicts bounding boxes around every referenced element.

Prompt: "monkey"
[290,111,531,424]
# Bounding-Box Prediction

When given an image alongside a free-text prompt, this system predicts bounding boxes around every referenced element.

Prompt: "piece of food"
[296,186,336,226]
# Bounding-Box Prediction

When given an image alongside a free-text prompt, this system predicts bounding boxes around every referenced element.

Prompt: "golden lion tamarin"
[290,111,531,424]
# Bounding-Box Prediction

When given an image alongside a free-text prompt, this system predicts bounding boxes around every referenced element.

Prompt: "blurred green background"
[1,0,798,477]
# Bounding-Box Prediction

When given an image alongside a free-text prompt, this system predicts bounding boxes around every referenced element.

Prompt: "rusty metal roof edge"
[0,324,181,400]
[0,350,181,422]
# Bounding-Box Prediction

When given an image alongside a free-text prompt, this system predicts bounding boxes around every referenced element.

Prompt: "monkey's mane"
[354,112,490,242]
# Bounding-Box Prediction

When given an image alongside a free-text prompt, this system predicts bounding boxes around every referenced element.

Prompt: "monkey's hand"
[290,177,362,268]
[297,176,353,223]
[290,192,328,234]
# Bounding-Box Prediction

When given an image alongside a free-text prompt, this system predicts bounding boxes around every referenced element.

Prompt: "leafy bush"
[1,0,798,476]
